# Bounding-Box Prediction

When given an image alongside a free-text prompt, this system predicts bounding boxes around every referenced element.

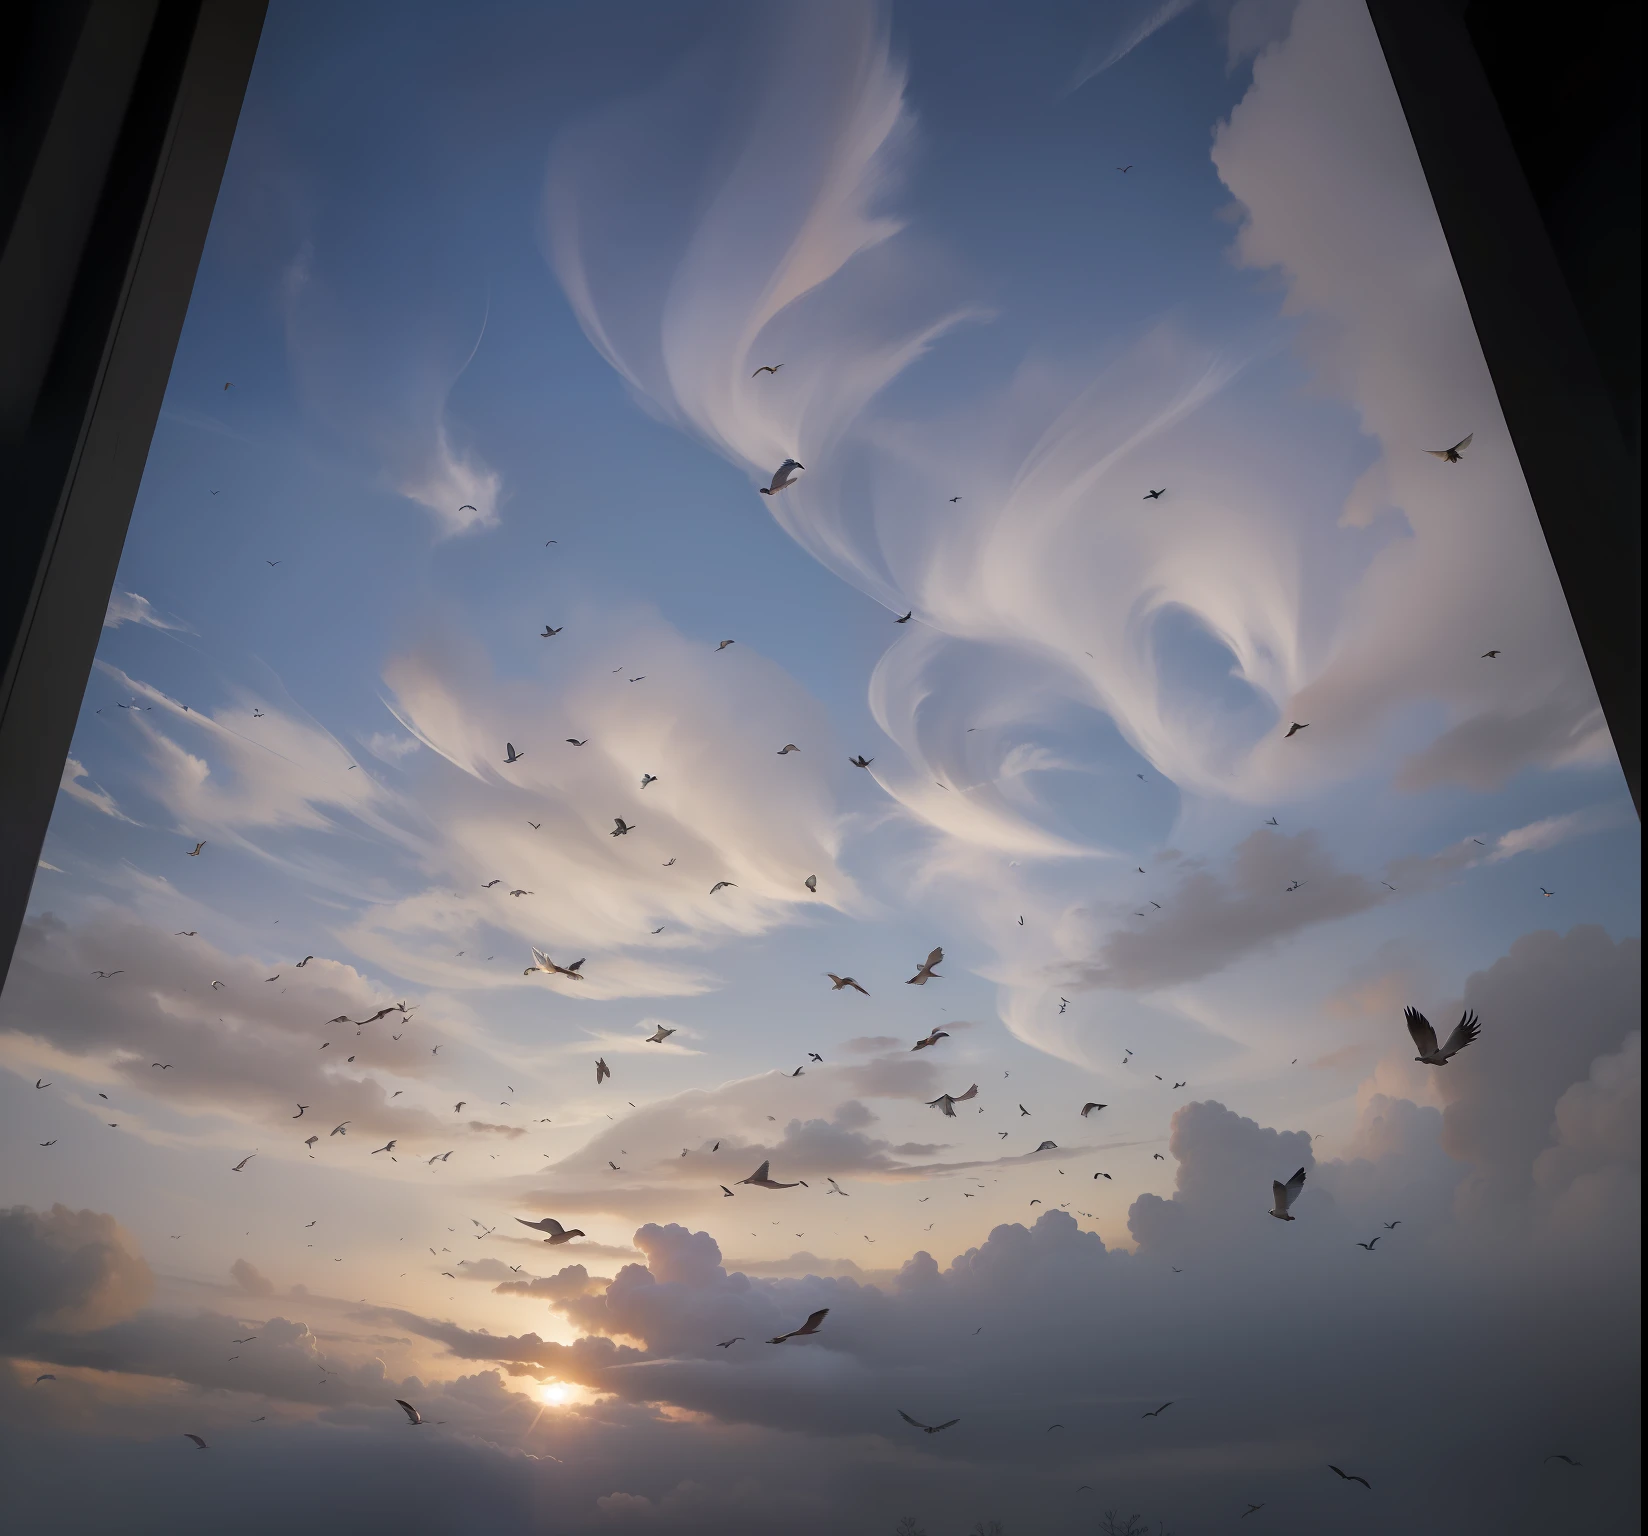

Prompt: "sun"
[539,1383,570,1406]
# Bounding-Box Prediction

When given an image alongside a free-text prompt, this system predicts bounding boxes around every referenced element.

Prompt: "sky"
[0,2,1639,1532]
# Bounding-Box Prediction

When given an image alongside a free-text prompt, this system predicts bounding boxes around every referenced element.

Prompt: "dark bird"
[184,1434,208,1449]
[503,742,525,764]
[541,626,562,637]
[1382,1221,1401,1229]
[1405,1007,1480,1065]
[292,1105,308,1118]
[516,1217,585,1244]
[1117,164,1133,172]
[1544,1454,1582,1467]
[776,743,800,755]
[1034,1140,1058,1152]
[1242,1505,1265,1518]
[176,930,197,937]
[759,459,804,495]
[809,1052,823,1063]
[1269,1167,1307,1220]
[36,1374,55,1382]
[1143,488,1165,500]
[912,1026,949,1051]
[1355,1237,1381,1250]
[509,889,532,897]
[35,1080,50,1089]
[717,640,735,650]
[595,1058,610,1084]
[372,1140,397,1155]
[152,1063,172,1070]
[611,818,635,837]
[898,1410,960,1435]
[457,503,477,513]
[827,973,869,995]
[710,881,737,894]
[1540,887,1555,897]
[1425,433,1472,463]
[805,874,818,892]
[848,754,874,768]
[396,1400,423,1426]
[718,1337,744,1348]
[482,879,501,889]
[1481,650,1500,658]
[1094,1172,1111,1180]
[1283,722,1308,738]
[1080,1103,1107,1118]
[768,1307,828,1343]
[296,955,313,967]
[895,611,912,623]
[926,1084,978,1117]
[231,1155,255,1172]
[721,1186,735,1197]
[1142,1402,1173,1418]
[740,1160,806,1189]
[1019,1105,1031,1117]
[751,364,784,377]
[1328,1465,1371,1489]
[188,842,206,856]
[906,946,944,985]
[303,1135,318,1148]
[566,738,587,746]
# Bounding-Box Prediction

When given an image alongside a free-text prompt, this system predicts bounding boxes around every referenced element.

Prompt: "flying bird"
[721,1186,735,1197]
[611,818,634,837]
[457,503,477,513]
[826,1177,848,1196]
[641,774,657,787]
[372,1140,397,1155]
[1242,1505,1265,1518]
[188,842,206,856]
[1482,649,1500,658]
[848,755,873,767]
[503,743,525,764]
[595,1058,610,1084]
[898,1410,960,1435]
[804,874,818,892]
[1355,1237,1381,1250]
[717,640,735,650]
[516,1218,585,1244]
[1034,1140,1058,1152]
[768,1307,828,1343]
[759,459,804,495]
[183,1434,208,1449]
[645,1024,677,1044]
[1094,1171,1111,1180]
[1425,433,1472,462]
[303,1135,318,1148]
[396,1400,423,1426]
[292,1105,308,1118]
[1544,1454,1582,1466]
[1405,1007,1481,1065]
[776,743,800,754]
[34,1080,50,1089]
[1383,1220,1401,1229]
[1283,722,1308,738]
[912,1027,949,1051]
[330,1122,349,1136]
[926,1084,979,1117]
[740,1160,806,1189]
[895,611,912,623]
[566,738,587,746]
[540,625,562,637]
[1270,1167,1307,1221]
[1540,887,1555,897]
[710,881,736,894]
[526,950,586,980]
[1328,1465,1371,1489]
[1142,1402,1174,1418]
[906,946,944,985]
[1143,488,1165,500]
[231,1155,255,1172]
[827,974,869,995]
[751,364,783,377]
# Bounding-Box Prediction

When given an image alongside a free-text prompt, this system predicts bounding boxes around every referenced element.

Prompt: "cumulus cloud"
[0,1205,152,1342]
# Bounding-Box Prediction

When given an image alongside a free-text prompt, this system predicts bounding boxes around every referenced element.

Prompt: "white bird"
[526,948,586,980]
[1269,1167,1307,1221]
[1425,433,1472,463]
[906,946,944,985]
[645,1024,676,1043]
[516,1217,585,1244]
[739,1160,806,1189]
[926,1084,978,1117]
[759,459,804,496]
[1405,1007,1481,1065]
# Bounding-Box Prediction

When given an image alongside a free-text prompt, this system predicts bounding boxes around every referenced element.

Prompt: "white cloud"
[102,592,191,633]
[58,759,134,824]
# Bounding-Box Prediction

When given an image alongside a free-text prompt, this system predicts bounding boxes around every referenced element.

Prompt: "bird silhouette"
[768,1307,828,1342]
[897,1410,960,1435]
[827,974,869,995]
[751,364,783,377]
[516,1217,585,1244]
[1425,433,1472,462]
[759,459,804,495]
[1405,1007,1480,1065]
[1142,1402,1173,1418]
[1270,1167,1307,1220]
[1284,722,1308,738]
[1329,1465,1371,1488]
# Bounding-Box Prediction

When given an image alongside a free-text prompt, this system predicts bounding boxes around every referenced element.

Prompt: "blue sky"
[1,3,1639,1532]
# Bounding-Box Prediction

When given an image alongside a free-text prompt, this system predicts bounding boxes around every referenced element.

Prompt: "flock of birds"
[38,387,1597,1519]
